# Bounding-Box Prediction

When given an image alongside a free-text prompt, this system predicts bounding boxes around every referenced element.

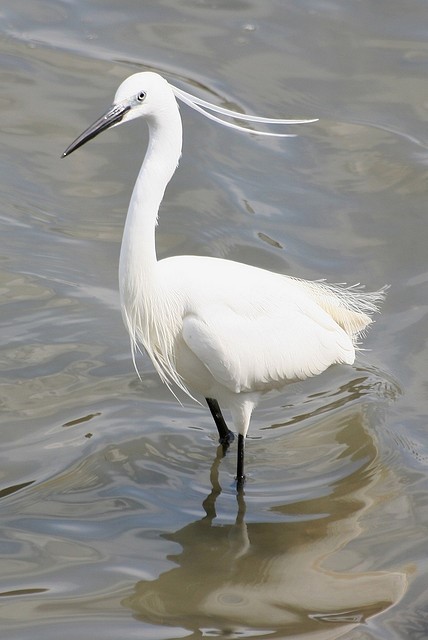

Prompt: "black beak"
[62,103,131,158]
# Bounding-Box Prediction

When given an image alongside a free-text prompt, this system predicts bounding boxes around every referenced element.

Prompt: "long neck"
[119,102,182,296]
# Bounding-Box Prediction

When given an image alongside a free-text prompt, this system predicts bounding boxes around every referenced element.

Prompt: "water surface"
[1,1,427,638]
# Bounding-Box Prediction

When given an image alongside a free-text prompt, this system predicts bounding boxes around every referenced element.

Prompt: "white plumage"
[63,72,386,486]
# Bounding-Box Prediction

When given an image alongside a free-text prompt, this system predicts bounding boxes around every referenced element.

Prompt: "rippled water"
[1,1,428,638]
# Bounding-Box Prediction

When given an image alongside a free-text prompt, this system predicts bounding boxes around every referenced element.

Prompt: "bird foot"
[219,430,235,447]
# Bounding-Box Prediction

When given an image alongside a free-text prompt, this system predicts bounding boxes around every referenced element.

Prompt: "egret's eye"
[137,91,146,102]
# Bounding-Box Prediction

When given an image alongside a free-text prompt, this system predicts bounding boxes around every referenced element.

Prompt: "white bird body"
[64,71,386,485]
[126,255,355,390]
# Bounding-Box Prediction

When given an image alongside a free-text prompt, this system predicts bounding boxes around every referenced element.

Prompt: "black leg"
[206,398,235,446]
[236,433,245,489]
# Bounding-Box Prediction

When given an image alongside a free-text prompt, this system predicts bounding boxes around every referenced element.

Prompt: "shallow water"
[1,1,427,638]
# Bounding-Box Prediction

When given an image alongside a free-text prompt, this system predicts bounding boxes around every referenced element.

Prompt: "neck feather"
[118,100,183,385]
[119,102,182,285]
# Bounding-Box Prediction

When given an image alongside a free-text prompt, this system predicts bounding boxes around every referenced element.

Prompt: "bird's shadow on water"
[123,407,409,640]
[257,363,401,433]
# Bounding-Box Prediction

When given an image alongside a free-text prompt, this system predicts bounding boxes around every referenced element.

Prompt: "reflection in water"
[125,417,407,640]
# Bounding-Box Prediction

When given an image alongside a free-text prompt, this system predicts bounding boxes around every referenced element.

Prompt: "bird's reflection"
[124,414,407,640]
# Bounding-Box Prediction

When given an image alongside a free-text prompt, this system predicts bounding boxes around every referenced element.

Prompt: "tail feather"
[298,280,388,343]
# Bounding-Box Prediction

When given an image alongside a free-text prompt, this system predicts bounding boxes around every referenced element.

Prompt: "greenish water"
[0,1,427,638]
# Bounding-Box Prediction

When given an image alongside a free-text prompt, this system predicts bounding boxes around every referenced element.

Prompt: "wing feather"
[182,299,355,394]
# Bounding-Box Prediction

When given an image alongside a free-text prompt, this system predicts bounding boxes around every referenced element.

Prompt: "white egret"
[63,72,386,487]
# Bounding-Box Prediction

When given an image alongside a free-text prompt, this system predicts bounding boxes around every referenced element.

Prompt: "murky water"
[1,1,427,638]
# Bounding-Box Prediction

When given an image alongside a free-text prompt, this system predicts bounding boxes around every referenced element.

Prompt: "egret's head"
[62,72,175,158]
[63,70,318,158]
[114,72,174,119]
